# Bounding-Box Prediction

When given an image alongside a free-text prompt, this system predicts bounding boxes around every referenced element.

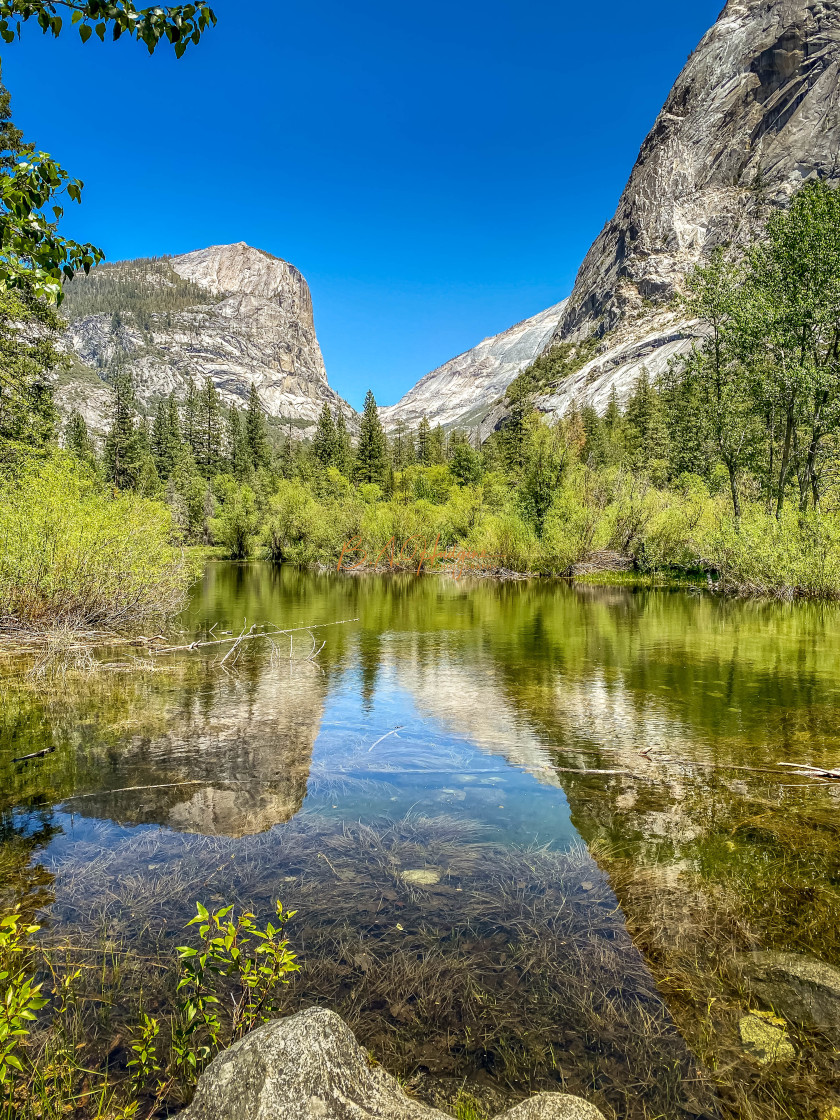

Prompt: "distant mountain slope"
[381,300,567,431]
[56,242,355,435]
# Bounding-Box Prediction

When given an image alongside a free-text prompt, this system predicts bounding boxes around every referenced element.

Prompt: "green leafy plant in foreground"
[0,899,298,1119]
[0,909,46,1090]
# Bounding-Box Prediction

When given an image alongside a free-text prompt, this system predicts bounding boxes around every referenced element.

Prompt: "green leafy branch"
[0,150,103,301]
[0,2,216,57]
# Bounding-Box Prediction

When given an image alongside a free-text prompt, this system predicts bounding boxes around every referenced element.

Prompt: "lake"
[3,564,840,1119]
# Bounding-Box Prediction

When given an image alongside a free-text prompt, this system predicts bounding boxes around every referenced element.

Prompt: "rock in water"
[738,951,840,1039]
[738,1011,796,1064]
[496,1097,607,1120]
[179,1007,606,1120]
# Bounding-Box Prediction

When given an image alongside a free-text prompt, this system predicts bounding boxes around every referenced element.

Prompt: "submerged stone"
[498,1096,606,1119]
[180,1008,607,1120]
[738,951,840,1039]
[738,1011,795,1065]
[400,868,441,885]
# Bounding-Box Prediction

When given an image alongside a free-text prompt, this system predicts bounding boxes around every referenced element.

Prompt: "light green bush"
[706,506,840,598]
[0,453,195,630]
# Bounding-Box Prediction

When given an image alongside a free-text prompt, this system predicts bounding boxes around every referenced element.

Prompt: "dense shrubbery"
[0,454,195,631]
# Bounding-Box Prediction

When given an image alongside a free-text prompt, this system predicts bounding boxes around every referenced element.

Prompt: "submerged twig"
[12,746,56,763]
[776,761,840,780]
[368,726,405,752]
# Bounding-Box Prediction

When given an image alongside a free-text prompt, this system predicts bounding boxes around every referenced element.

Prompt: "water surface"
[3,565,840,1119]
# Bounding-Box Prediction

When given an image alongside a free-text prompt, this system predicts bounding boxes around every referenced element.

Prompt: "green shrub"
[0,453,195,631]
[707,507,840,598]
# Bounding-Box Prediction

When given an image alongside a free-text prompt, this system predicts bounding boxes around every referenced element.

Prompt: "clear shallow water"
[3,565,840,1119]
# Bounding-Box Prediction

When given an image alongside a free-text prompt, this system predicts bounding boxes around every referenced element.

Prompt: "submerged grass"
[8,814,712,1120]
[585,786,840,1120]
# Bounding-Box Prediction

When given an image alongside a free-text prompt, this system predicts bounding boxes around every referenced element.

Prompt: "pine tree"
[392,420,415,468]
[103,367,143,490]
[333,408,353,475]
[281,423,296,479]
[198,377,224,476]
[604,386,621,432]
[312,402,337,467]
[624,369,669,472]
[225,406,252,481]
[65,410,97,468]
[417,416,431,465]
[182,375,202,461]
[151,397,181,481]
[354,390,388,484]
[428,423,446,465]
[245,383,269,469]
[581,405,608,467]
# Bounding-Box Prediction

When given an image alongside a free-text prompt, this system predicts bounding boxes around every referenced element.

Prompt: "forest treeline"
[46,179,840,599]
[4,180,840,632]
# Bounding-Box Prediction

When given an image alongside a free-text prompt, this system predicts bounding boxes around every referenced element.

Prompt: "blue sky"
[3,0,722,410]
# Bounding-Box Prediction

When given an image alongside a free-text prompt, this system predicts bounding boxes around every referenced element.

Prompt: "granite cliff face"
[56,242,354,436]
[537,0,840,418]
[381,300,567,431]
[558,0,840,342]
[389,0,840,429]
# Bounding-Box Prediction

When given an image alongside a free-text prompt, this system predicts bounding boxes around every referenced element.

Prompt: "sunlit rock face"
[392,0,840,430]
[556,0,840,343]
[74,666,326,838]
[381,301,567,432]
[56,243,355,436]
[535,0,840,415]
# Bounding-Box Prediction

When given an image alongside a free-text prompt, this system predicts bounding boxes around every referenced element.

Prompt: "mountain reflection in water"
[2,563,840,1119]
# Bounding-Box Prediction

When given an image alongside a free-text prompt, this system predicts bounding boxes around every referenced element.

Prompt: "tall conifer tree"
[312,402,337,467]
[354,390,388,484]
[103,366,143,490]
[333,408,353,475]
[245,383,269,469]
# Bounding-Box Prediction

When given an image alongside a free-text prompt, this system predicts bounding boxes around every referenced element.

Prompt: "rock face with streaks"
[180,1007,607,1120]
[524,0,840,419]
[555,0,840,344]
[388,0,840,430]
[381,301,567,431]
[56,243,355,436]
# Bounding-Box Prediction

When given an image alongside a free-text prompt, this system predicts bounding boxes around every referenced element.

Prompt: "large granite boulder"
[179,1007,606,1120]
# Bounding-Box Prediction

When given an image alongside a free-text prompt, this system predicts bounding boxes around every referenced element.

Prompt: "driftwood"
[565,551,635,577]
[12,746,56,763]
[776,761,840,780]
[152,617,359,657]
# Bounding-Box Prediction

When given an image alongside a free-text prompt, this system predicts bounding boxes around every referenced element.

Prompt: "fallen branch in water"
[368,726,405,752]
[12,746,56,763]
[776,761,840,780]
[152,617,360,656]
